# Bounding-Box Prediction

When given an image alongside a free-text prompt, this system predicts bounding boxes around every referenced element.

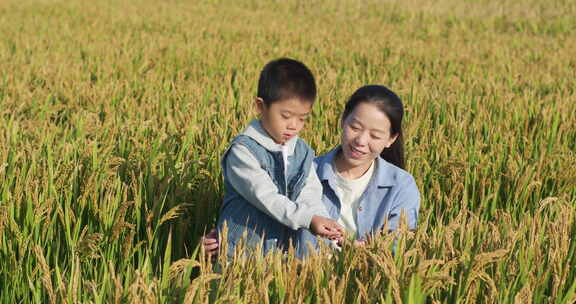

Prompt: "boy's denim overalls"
[217,134,315,259]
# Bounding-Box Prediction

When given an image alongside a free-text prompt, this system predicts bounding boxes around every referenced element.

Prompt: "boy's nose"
[287,120,298,130]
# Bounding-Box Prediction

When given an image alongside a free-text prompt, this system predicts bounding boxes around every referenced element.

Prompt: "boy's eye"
[281,114,290,119]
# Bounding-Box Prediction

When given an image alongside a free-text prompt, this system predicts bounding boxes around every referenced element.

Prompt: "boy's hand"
[310,216,344,240]
[335,239,366,249]
[201,228,219,257]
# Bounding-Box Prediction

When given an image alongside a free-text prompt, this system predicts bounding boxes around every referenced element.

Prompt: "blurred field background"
[1,0,575,302]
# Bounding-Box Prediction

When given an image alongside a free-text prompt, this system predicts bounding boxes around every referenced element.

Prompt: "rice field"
[0,0,575,302]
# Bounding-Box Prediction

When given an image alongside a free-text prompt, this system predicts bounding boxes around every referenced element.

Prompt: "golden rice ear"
[252,229,265,260]
[217,222,229,266]
[398,209,409,233]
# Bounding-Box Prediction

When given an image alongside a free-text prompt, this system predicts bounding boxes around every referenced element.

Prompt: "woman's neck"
[334,150,374,180]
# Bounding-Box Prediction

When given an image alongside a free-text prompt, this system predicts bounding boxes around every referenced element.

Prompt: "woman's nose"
[354,132,370,145]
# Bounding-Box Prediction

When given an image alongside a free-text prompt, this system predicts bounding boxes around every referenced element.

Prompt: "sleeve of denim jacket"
[386,175,420,232]
[294,162,331,218]
[224,144,325,230]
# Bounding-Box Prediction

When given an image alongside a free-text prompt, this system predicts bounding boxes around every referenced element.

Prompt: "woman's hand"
[200,228,219,257]
[310,216,344,240]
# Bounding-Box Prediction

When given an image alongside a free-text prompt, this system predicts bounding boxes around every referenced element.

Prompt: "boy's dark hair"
[257,58,317,105]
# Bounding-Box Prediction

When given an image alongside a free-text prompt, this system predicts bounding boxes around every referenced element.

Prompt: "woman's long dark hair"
[341,85,405,169]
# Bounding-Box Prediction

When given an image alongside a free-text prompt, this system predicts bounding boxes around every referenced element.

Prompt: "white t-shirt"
[281,144,290,176]
[332,160,375,237]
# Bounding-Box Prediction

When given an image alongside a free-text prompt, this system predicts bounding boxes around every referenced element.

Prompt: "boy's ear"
[254,97,265,114]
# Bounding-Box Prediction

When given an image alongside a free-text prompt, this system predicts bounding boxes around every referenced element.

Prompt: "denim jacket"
[299,146,420,254]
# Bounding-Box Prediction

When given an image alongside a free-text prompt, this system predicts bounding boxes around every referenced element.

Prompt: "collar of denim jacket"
[315,146,396,187]
[240,119,298,155]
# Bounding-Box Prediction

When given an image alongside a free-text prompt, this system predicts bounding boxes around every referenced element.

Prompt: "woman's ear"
[386,133,399,148]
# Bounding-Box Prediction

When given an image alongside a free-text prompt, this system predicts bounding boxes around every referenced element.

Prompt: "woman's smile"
[349,145,367,158]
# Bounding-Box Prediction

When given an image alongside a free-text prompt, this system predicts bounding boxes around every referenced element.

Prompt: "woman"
[203,85,420,256]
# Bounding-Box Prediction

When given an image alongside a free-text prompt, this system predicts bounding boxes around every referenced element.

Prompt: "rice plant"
[0,0,574,302]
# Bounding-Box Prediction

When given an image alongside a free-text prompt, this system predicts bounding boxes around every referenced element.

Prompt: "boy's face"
[256,97,312,144]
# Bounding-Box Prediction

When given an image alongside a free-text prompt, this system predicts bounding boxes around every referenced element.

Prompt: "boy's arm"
[225,145,323,230]
[294,162,331,219]
[296,165,344,238]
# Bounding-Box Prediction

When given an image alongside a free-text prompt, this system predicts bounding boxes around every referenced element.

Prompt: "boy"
[217,58,343,258]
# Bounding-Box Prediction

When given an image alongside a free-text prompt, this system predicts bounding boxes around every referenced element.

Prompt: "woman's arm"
[387,175,420,232]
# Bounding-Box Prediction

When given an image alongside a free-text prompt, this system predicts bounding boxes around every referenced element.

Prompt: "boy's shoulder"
[232,136,314,157]
[229,133,314,154]
[229,134,256,147]
[293,137,314,153]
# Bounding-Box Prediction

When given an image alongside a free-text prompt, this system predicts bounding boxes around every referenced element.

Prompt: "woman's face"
[340,102,398,169]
